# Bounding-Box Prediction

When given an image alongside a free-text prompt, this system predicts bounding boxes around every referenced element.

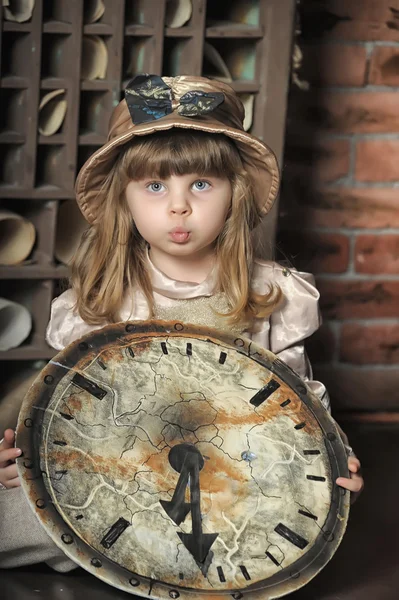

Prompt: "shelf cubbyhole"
[0,145,25,187]
[79,91,111,138]
[162,38,193,77]
[77,145,102,174]
[41,34,73,79]
[35,145,70,189]
[123,36,155,79]
[1,32,32,78]
[0,89,27,139]
[43,0,73,24]
[125,0,155,27]
[206,0,260,27]
[202,38,257,81]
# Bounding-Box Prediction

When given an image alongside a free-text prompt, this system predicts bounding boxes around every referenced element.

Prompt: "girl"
[0,74,363,570]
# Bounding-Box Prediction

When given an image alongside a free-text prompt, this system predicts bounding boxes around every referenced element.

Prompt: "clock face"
[17,321,349,600]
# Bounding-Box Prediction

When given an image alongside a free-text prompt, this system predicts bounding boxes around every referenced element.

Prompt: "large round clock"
[17,320,349,599]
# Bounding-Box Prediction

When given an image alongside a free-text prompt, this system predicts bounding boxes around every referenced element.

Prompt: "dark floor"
[2,422,398,600]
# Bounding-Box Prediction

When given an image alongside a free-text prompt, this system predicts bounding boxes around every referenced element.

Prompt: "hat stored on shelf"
[38,89,67,136]
[0,297,32,351]
[75,74,280,224]
[81,35,108,80]
[83,0,105,24]
[165,0,192,28]
[55,200,88,265]
[0,209,36,265]
[3,0,35,23]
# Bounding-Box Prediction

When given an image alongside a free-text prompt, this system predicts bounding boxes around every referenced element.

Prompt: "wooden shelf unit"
[0,0,295,367]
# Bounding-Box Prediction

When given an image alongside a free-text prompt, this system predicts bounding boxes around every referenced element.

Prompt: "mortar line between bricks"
[315,273,399,281]
[321,181,399,189]
[301,41,399,48]
[316,85,399,93]
[313,364,399,371]
[298,227,399,235]
[347,233,356,276]
[324,318,399,325]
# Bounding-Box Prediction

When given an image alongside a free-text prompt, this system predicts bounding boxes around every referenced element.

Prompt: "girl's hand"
[336,455,364,504]
[0,429,22,490]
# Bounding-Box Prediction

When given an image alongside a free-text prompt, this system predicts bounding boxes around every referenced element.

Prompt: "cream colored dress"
[46,256,330,412]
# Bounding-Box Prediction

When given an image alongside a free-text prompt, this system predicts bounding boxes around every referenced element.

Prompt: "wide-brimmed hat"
[75,74,280,224]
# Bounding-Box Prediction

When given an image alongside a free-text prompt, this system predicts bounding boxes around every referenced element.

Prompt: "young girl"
[0,74,363,571]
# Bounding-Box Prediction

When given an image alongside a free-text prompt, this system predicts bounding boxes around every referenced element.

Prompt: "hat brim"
[75,101,280,224]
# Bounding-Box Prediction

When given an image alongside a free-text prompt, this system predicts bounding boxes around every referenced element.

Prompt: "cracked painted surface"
[37,334,333,591]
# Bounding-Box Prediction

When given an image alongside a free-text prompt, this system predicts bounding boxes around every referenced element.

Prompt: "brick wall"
[277,0,399,412]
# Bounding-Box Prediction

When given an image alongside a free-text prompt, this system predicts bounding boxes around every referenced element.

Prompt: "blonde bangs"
[121,129,243,181]
[70,129,283,329]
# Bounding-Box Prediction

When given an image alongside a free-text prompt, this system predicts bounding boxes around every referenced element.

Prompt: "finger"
[336,476,364,493]
[348,457,361,471]
[2,462,19,481]
[0,429,16,450]
[0,447,22,468]
[6,476,21,489]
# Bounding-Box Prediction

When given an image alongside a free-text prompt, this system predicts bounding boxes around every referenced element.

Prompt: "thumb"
[1,429,16,450]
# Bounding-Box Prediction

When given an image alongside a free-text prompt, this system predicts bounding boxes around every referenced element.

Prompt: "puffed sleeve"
[45,289,98,351]
[250,261,331,413]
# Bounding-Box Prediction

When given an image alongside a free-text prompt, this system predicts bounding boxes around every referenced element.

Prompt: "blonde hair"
[70,129,282,327]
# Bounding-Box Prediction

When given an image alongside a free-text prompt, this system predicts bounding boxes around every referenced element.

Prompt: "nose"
[168,189,192,216]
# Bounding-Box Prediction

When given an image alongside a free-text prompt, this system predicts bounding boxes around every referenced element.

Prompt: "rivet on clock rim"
[169,591,180,599]
[232,593,243,599]
[129,577,140,587]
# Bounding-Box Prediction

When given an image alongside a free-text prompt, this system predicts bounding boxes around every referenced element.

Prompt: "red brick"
[300,1,399,42]
[355,235,399,274]
[288,91,399,134]
[300,43,367,87]
[341,323,399,364]
[313,365,399,410]
[306,323,337,364]
[285,139,350,183]
[278,231,349,273]
[369,46,399,86]
[317,280,399,319]
[281,187,399,229]
[355,140,399,182]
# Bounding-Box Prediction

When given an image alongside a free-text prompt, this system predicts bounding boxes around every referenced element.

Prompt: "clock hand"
[177,450,218,565]
[249,378,281,407]
[159,454,191,526]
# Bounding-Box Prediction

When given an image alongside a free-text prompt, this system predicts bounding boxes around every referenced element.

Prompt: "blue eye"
[192,180,210,191]
[147,182,165,193]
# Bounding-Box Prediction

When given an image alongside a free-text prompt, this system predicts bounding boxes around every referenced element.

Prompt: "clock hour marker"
[275,523,309,550]
[307,475,326,482]
[72,373,107,400]
[249,379,280,407]
[97,358,107,370]
[53,440,67,446]
[219,351,227,364]
[161,342,168,355]
[101,517,131,549]
[280,399,291,407]
[75,514,84,520]
[298,509,318,521]
[240,565,251,581]
[60,412,74,420]
[266,551,280,566]
[127,347,135,358]
[217,566,226,582]
[186,343,192,356]
[294,422,306,430]
[303,450,320,456]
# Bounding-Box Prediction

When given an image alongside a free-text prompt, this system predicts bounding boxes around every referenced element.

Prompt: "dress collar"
[146,250,218,299]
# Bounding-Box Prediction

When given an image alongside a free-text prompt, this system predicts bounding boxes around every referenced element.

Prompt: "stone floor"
[2,421,398,600]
